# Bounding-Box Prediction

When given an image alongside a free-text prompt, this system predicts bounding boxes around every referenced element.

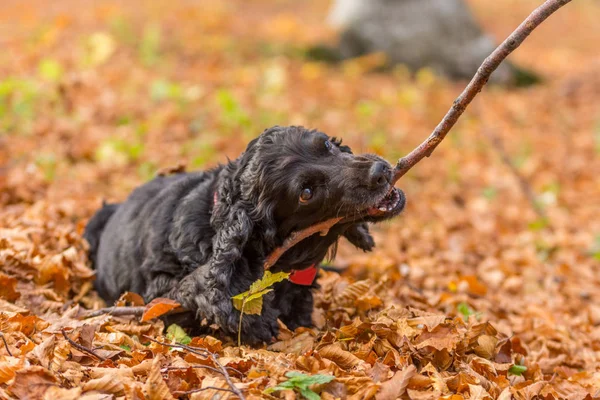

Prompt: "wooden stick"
[61,328,107,361]
[0,332,13,357]
[263,216,343,270]
[392,0,573,183]
[81,306,145,319]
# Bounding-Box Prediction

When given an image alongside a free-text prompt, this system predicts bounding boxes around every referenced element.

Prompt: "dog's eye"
[324,140,333,151]
[299,187,313,203]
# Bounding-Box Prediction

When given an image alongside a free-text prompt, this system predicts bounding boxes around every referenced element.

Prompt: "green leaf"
[299,388,321,400]
[166,324,192,345]
[249,271,290,293]
[38,59,64,82]
[119,344,131,352]
[528,217,549,232]
[482,186,497,200]
[589,235,600,261]
[285,372,335,386]
[508,364,527,376]
[264,372,334,399]
[244,289,272,315]
[231,272,290,314]
[457,302,475,321]
[139,24,162,67]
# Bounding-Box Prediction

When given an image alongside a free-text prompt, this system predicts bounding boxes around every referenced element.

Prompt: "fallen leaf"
[0,273,20,301]
[8,366,57,399]
[376,364,417,400]
[145,355,176,400]
[82,373,124,396]
[141,298,181,322]
[319,344,362,370]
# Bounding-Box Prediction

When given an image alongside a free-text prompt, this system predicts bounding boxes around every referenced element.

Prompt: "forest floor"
[1,0,600,399]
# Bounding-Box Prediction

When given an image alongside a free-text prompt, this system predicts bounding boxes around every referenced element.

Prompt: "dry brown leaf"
[406,387,442,400]
[376,364,417,400]
[7,366,58,399]
[82,372,125,396]
[407,315,447,331]
[0,356,21,384]
[369,362,392,383]
[473,335,498,360]
[42,386,82,400]
[188,335,223,354]
[468,384,492,400]
[336,280,372,306]
[117,291,146,306]
[0,273,20,301]
[319,343,362,370]
[141,298,181,322]
[415,324,460,351]
[145,355,176,400]
[269,331,315,354]
[0,299,28,314]
[51,340,70,372]
[459,276,488,296]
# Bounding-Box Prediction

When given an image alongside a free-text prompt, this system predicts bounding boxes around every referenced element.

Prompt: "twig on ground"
[0,332,13,357]
[482,128,548,220]
[61,328,107,361]
[173,386,238,397]
[142,336,209,358]
[262,0,572,267]
[164,364,242,377]
[143,335,246,400]
[81,306,146,319]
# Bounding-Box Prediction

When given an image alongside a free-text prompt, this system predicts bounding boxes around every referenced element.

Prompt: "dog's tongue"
[289,264,318,285]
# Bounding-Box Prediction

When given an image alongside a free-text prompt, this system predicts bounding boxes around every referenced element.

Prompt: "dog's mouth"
[365,187,406,218]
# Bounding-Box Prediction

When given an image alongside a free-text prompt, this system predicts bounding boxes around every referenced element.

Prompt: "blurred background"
[1,0,600,370]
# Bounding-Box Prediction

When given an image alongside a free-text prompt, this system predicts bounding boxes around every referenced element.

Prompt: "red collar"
[289,264,318,285]
[214,191,317,285]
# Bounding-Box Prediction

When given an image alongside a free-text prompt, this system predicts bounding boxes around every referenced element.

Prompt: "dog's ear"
[343,222,374,252]
[210,135,262,272]
[330,137,353,154]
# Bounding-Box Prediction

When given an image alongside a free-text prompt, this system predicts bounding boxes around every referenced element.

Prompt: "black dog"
[84,126,405,344]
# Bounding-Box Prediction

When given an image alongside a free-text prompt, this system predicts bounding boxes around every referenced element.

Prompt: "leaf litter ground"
[1,0,600,399]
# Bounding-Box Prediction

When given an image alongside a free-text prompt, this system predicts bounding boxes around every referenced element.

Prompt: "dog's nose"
[369,162,390,188]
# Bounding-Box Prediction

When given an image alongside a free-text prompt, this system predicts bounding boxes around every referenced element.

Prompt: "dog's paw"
[344,223,375,252]
[224,308,279,345]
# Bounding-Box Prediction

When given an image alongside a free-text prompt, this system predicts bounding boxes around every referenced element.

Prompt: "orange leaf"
[141,298,181,322]
[117,292,145,307]
[0,273,20,302]
[376,364,416,400]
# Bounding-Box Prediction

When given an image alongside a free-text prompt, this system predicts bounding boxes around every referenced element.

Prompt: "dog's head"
[236,126,405,238]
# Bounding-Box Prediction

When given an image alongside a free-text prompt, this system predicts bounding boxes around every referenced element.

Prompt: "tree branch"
[392,0,572,183]
[81,306,145,319]
[61,328,107,361]
[263,217,343,270]
[0,332,13,357]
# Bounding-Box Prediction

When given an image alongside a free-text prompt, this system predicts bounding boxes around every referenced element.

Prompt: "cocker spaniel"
[84,126,405,344]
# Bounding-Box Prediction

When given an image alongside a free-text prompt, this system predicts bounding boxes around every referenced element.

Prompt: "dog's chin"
[364,187,406,221]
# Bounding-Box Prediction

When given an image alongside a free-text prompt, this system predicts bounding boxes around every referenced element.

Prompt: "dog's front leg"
[169,261,280,345]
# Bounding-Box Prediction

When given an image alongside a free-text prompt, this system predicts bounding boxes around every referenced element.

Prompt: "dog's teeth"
[379,206,387,212]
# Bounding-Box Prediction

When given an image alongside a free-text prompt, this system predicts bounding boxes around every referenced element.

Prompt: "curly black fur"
[84,126,405,344]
